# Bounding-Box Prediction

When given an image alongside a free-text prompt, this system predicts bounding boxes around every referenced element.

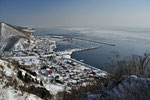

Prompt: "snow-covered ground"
[87,75,150,100]
[0,87,42,100]
[0,59,43,100]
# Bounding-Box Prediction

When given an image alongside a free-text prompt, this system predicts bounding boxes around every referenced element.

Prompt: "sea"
[36,27,150,71]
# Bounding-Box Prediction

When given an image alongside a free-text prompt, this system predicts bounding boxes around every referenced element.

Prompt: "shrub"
[20,86,52,100]
[4,77,18,90]
[57,78,108,100]
[106,52,150,78]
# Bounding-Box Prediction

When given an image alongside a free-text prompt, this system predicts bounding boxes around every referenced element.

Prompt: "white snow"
[44,84,64,95]
[0,59,14,76]
[87,75,150,100]
[0,87,42,100]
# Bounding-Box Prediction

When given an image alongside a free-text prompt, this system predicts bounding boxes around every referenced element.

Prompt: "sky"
[0,0,150,28]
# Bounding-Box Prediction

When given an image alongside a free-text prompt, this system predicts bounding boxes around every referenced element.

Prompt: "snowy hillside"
[87,75,150,100]
[0,59,45,100]
[0,22,35,51]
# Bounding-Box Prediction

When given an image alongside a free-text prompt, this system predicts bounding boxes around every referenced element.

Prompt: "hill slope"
[0,22,35,51]
[87,75,150,100]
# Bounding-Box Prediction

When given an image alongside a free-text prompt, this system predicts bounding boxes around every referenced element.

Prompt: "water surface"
[36,27,150,70]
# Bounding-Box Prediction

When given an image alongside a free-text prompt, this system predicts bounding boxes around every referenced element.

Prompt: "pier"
[49,36,115,46]
[72,37,115,46]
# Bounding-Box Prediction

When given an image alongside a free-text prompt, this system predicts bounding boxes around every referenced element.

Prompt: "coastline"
[56,46,102,59]
[56,45,107,74]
